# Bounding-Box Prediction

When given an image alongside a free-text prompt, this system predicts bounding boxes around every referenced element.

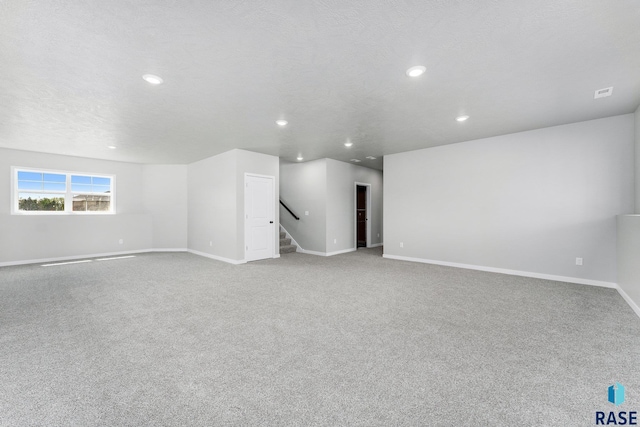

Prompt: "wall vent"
[594,87,613,99]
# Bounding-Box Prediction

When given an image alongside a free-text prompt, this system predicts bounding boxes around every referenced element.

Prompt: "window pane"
[73,194,111,212]
[18,181,43,190]
[71,175,91,184]
[43,173,66,183]
[18,193,65,211]
[92,177,110,186]
[43,182,66,191]
[92,185,111,194]
[18,171,42,181]
[17,172,66,192]
[71,183,92,192]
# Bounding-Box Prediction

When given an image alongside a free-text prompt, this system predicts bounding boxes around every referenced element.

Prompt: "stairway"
[279,229,297,254]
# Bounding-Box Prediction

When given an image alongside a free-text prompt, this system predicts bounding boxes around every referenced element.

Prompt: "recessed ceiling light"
[456,115,469,122]
[276,120,288,126]
[107,145,117,149]
[296,156,303,161]
[142,74,163,85]
[344,141,353,147]
[350,159,361,163]
[366,156,376,160]
[406,66,426,77]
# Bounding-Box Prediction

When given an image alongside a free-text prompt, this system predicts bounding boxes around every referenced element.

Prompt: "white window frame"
[11,166,116,215]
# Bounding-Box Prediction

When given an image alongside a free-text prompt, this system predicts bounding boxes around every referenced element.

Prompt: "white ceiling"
[1,1,639,170]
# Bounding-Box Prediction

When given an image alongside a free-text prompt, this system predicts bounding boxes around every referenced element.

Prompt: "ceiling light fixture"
[296,155,303,161]
[142,74,163,85]
[366,156,376,160]
[406,65,426,77]
[276,120,288,126]
[456,115,469,122]
[107,145,117,149]
[350,159,361,163]
[344,141,353,147]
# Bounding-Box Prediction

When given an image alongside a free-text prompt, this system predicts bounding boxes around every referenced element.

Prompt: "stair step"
[279,238,291,246]
[279,231,286,239]
[280,244,297,254]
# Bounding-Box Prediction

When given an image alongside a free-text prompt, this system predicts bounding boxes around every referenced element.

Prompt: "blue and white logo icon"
[608,383,625,407]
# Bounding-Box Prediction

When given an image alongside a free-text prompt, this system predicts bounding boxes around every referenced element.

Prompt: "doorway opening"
[355,182,371,249]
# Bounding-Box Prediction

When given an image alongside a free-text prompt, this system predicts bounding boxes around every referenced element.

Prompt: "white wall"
[326,159,383,253]
[617,215,640,316]
[0,148,153,264]
[187,150,238,261]
[635,104,640,213]
[279,159,327,253]
[615,104,640,315]
[235,149,280,260]
[142,164,188,249]
[188,149,279,262]
[384,115,635,284]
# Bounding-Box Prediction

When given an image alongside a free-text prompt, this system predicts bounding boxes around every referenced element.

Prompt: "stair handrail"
[279,199,300,220]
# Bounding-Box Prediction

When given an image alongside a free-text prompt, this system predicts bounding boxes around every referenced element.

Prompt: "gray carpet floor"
[1,248,639,426]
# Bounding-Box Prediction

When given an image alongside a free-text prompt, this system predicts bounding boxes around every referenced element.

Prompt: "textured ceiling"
[1,0,639,170]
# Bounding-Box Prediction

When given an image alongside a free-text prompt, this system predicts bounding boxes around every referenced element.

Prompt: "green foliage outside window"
[18,197,65,211]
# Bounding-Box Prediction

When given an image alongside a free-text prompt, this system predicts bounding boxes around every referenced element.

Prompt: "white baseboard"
[0,247,270,267]
[187,249,246,265]
[273,254,281,259]
[616,286,640,318]
[0,248,193,268]
[327,248,357,256]
[299,248,357,257]
[0,249,155,267]
[382,254,617,289]
[299,249,326,256]
[368,243,383,248]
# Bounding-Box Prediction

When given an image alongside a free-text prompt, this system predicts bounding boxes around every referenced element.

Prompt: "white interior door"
[245,174,274,262]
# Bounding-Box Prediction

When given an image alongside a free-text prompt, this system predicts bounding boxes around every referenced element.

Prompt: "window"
[13,168,115,214]
[70,175,112,212]
[16,171,66,212]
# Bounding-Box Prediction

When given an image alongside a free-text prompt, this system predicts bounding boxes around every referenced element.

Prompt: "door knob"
[269,221,273,223]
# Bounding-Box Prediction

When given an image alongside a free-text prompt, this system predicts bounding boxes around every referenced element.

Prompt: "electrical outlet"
[377,233,380,238]
[334,238,337,244]
[400,242,403,248]
[576,257,583,266]
[305,211,309,216]
[118,239,123,245]
[210,241,213,247]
